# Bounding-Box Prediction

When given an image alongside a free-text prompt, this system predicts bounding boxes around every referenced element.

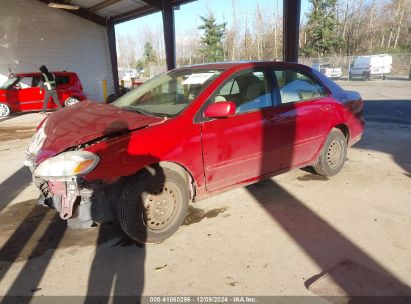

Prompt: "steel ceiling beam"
[112,5,158,24]
[112,0,196,24]
[88,0,122,13]
[141,0,163,9]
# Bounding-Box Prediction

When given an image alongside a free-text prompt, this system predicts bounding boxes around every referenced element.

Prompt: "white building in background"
[0,0,114,101]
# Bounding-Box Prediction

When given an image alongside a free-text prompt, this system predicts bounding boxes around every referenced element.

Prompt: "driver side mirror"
[204,101,236,118]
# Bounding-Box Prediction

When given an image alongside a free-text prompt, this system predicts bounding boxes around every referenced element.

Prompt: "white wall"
[0,0,114,101]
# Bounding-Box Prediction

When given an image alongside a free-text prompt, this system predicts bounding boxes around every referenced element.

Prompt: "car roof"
[181,61,309,70]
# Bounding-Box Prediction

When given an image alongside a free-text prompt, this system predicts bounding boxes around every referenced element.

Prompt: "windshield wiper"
[151,112,175,118]
[122,106,150,115]
[122,106,172,118]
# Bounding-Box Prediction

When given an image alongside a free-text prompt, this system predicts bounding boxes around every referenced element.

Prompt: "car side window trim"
[272,67,330,106]
[269,68,282,107]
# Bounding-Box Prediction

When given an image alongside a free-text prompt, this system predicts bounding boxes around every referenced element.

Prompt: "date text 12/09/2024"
[149,296,257,303]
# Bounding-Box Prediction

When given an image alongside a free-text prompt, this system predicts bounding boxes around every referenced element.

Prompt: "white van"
[349,54,392,80]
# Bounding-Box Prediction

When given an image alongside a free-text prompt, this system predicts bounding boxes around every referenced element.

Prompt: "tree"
[302,0,342,57]
[116,34,138,68]
[198,14,227,62]
[135,59,144,70]
[143,41,157,64]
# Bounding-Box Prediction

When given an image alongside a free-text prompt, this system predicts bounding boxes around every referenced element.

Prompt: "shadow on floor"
[246,179,411,301]
[0,166,32,212]
[0,201,144,303]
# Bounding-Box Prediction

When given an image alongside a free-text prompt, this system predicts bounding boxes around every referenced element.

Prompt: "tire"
[118,167,189,244]
[348,72,353,80]
[362,72,368,81]
[0,103,11,117]
[313,128,347,177]
[65,97,79,107]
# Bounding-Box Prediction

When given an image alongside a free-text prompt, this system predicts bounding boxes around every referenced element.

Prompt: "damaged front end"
[24,122,118,229]
[23,100,167,229]
[31,176,118,229]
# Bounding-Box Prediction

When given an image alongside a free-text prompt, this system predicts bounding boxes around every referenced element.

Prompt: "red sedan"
[0,71,87,116]
[25,61,364,243]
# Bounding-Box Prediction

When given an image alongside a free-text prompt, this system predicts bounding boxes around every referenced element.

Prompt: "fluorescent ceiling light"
[48,2,80,10]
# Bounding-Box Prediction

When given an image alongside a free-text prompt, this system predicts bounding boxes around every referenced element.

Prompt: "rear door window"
[274,69,327,104]
[55,75,70,86]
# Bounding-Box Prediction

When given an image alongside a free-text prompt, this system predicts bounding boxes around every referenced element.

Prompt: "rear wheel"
[118,167,189,244]
[313,128,347,177]
[0,103,11,117]
[65,97,79,107]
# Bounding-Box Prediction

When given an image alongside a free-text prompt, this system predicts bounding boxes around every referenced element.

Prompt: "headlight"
[34,151,99,179]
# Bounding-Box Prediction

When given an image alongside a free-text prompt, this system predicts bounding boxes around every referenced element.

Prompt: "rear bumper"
[349,134,362,146]
[348,117,365,146]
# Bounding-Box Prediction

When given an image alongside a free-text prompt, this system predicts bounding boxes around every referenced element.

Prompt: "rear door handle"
[322,105,332,111]
[269,115,283,123]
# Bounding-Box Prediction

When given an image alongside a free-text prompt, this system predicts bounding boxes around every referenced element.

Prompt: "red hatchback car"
[25,61,364,243]
[0,71,87,116]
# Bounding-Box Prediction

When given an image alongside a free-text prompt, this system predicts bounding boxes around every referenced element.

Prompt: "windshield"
[0,76,20,90]
[113,69,223,117]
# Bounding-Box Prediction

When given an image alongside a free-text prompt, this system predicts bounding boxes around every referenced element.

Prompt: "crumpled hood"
[36,101,165,163]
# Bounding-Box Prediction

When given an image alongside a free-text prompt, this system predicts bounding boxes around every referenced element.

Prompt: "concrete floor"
[0,80,410,302]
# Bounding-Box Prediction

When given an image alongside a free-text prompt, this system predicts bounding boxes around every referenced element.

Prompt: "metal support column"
[162,0,176,70]
[283,0,301,63]
[107,19,120,94]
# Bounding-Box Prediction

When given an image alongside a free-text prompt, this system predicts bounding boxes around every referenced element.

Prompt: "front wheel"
[313,128,347,177]
[65,97,79,107]
[0,103,11,117]
[118,167,189,244]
